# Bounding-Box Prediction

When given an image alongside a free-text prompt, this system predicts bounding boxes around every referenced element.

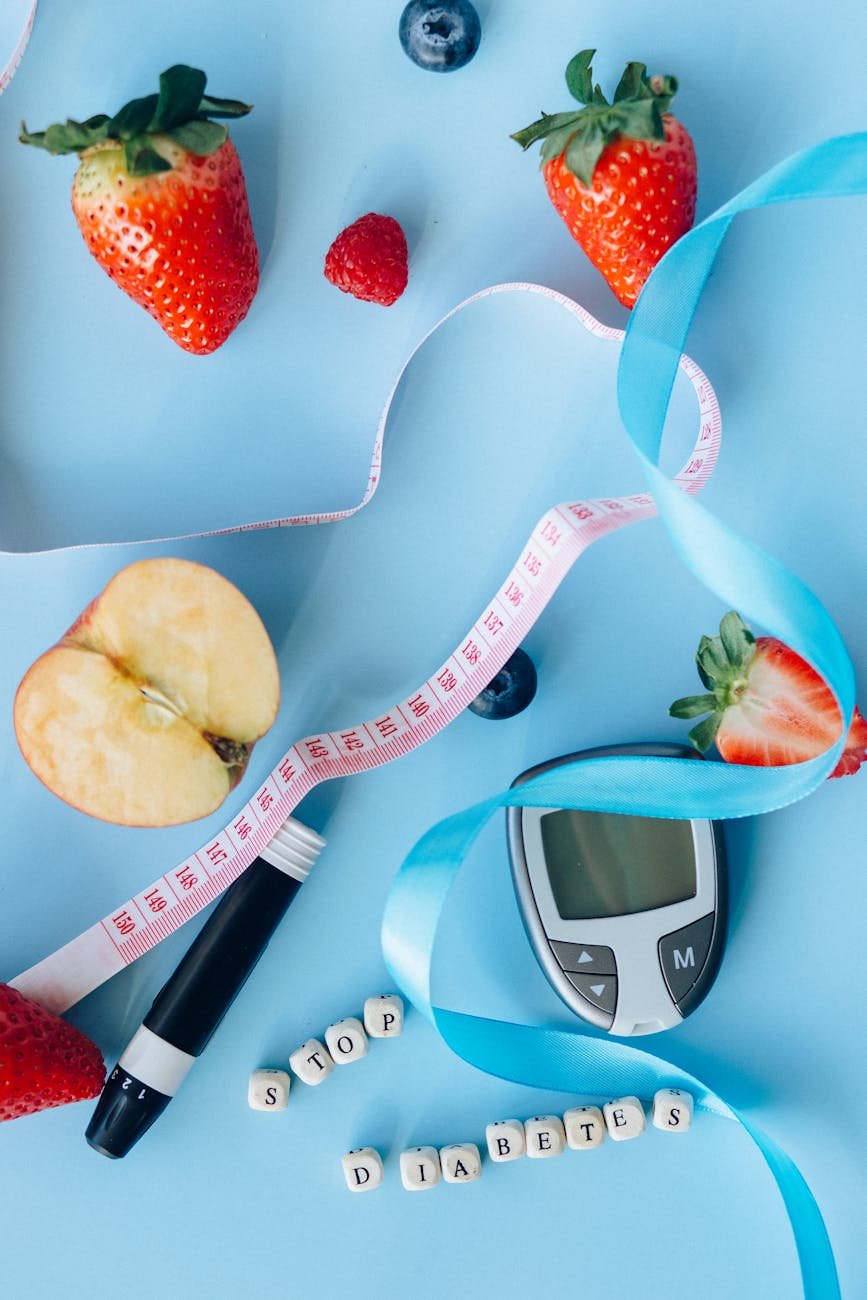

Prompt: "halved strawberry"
[670,611,867,778]
[20,64,258,354]
[0,983,105,1122]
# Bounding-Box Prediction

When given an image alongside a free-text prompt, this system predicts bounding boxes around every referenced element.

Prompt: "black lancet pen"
[86,815,325,1159]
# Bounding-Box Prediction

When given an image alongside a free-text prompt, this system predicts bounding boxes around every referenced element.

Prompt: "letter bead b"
[485,1119,526,1162]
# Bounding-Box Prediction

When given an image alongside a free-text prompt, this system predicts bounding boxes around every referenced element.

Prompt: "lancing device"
[85,815,325,1159]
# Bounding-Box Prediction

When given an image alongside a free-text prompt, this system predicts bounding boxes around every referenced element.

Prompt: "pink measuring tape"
[8,283,721,1013]
[0,1,36,94]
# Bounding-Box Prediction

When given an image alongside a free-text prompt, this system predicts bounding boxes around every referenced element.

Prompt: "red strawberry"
[670,611,867,778]
[20,64,259,354]
[324,213,408,306]
[512,49,697,308]
[0,983,105,1122]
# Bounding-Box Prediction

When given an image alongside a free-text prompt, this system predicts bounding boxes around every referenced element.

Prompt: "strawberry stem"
[511,49,679,187]
[670,612,758,752]
[19,65,252,177]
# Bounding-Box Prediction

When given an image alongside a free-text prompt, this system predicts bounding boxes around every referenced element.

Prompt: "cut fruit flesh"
[13,558,280,827]
[72,559,279,742]
[14,647,233,825]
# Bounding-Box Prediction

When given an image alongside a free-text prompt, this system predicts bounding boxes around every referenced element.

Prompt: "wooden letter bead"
[440,1143,482,1184]
[524,1115,566,1158]
[341,1147,384,1193]
[652,1088,694,1133]
[563,1105,605,1150]
[363,994,404,1038]
[247,1068,291,1112]
[289,1037,334,1085]
[603,1096,647,1141]
[324,1017,369,1065]
[485,1119,526,1162]
[400,1146,441,1191]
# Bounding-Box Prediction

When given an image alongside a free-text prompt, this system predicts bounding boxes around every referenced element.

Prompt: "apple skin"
[13,558,280,828]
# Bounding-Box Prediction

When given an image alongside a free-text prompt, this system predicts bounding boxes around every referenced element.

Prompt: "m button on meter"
[658,913,716,1009]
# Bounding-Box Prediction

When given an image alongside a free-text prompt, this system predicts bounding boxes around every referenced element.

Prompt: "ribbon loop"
[384,132,867,1300]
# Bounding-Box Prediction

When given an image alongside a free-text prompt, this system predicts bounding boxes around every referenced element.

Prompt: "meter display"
[540,810,697,920]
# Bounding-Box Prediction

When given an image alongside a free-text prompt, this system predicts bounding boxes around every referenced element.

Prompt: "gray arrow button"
[550,941,617,976]
[564,971,618,1015]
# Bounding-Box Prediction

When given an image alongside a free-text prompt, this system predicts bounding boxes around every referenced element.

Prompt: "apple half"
[14,558,280,827]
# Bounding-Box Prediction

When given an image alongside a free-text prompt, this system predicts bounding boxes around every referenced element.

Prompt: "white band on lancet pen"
[118,1027,196,1098]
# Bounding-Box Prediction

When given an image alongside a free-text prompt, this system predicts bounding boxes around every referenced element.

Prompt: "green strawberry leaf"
[696,659,716,690]
[564,49,595,105]
[719,611,755,667]
[198,94,253,119]
[20,64,253,172]
[538,119,585,166]
[512,52,681,162]
[697,634,730,684]
[108,94,160,140]
[124,137,173,177]
[72,113,111,137]
[688,713,722,754]
[616,96,665,141]
[510,110,581,152]
[564,122,607,188]
[150,64,207,132]
[20,114,111,154]
[613,61,646,103]
[18,124,47,149]
[669,693,717,720]
[167,118,227,155]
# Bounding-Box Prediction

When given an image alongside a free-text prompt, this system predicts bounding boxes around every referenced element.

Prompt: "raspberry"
[324,213,409,306]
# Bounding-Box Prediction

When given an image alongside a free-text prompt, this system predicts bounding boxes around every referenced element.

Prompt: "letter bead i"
[400,1146,441,1191]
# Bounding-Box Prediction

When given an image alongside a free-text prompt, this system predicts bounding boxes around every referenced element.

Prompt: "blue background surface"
[1,2,865,1297]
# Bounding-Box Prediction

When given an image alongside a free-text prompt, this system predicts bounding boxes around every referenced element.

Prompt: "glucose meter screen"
[540,811,697,919]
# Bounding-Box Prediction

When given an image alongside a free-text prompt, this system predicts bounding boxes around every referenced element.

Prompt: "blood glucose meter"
[507,743,727,1036]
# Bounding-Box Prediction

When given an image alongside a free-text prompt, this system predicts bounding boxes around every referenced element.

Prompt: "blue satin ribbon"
[383,133,867,1300]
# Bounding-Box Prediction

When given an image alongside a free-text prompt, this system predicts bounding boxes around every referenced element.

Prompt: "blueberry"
[399,1,481,73]
[468,648,538,720]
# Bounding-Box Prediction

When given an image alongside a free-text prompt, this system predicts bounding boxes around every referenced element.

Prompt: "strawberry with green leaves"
[512,49,697,308]
[671,612,867,778]
[20,65,259,354]
[1,983,105,1122]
